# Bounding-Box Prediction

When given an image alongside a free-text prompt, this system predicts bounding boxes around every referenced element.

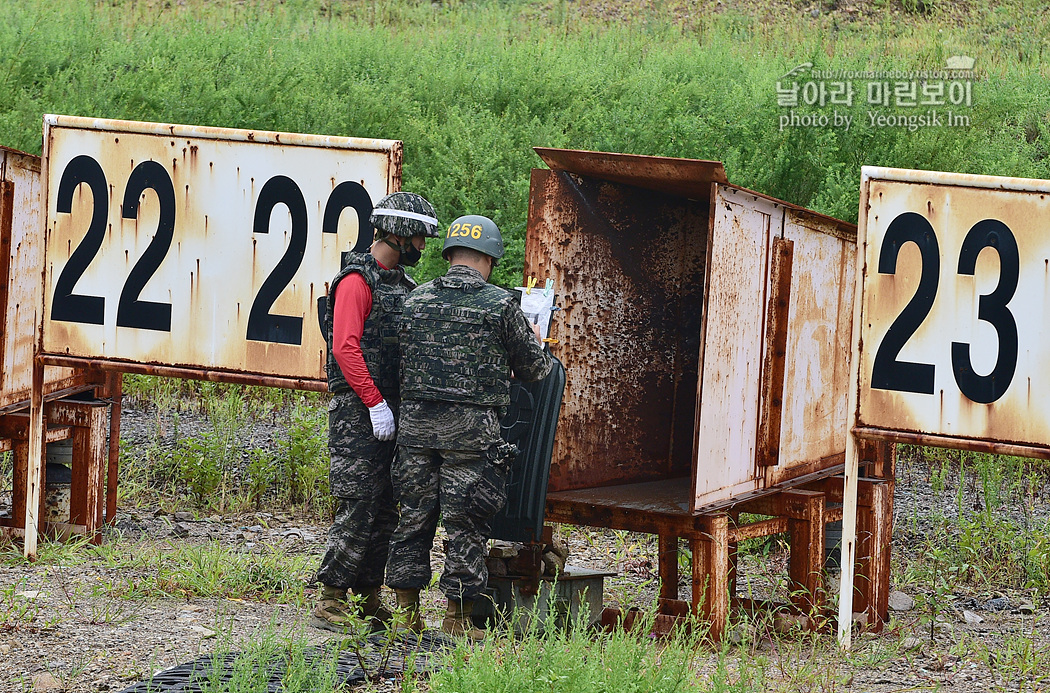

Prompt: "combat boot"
[309,585,360,633]
[392,588,425,632]
[441,599,486,641]
[351,587,394,631]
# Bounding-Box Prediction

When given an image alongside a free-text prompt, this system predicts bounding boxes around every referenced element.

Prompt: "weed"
[197,620,344,693]
[135,541,312,604]
[899,446,1050,598]
[0,579,42,632]
[430,605,707,692]
[43,652,94,689]
[0,533,94,567]
[118,373,332,518]
[248,402,331,514]
[979,620,1050,689]
[50,566,144,626]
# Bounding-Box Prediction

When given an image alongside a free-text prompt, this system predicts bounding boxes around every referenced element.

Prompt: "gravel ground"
[3,397,1050,692]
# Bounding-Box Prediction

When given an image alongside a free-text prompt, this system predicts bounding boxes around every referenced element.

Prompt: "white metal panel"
[41,116,400,382]
[856,167,1050,447]
[0,147,82,409]
[694,185,778,506]
[775,210,855,472]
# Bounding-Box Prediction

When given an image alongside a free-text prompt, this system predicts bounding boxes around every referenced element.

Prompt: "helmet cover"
[370,192,439,238]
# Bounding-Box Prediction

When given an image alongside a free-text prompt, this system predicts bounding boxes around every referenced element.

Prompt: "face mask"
[398,240,422,266]
[382,236,422,266]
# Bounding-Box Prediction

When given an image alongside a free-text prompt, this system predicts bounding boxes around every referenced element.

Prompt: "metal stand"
[546,441,894,640]
[2,385,119,547]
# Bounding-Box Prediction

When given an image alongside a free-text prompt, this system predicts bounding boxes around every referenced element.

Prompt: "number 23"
[870,212,1019,404]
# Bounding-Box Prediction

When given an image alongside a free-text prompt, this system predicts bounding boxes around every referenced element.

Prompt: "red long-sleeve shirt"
[331,265,386,407]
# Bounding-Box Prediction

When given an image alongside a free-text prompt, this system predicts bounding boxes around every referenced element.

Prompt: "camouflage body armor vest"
[325,253,414,400]
[400,274,514,407]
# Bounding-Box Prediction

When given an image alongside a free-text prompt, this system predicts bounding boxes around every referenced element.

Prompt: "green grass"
[117,376,333,518]
[1,535,314,604]
[184,621,346,693]
[1,0,1047,286]
[142,541,314,603]
[896,446,1050,597]
[430,625,709,692]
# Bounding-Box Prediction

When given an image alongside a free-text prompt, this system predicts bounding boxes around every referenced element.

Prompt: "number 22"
[50,155,373,345]
[52,156,174,332]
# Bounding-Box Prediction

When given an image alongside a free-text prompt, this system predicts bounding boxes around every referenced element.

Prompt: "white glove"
[368,400,396,441]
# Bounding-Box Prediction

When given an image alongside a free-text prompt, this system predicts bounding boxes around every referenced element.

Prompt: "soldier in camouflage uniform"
[387,214,552,640]
[310,192,440,633]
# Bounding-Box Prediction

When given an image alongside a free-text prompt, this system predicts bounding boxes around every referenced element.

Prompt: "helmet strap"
[381,236,405,254]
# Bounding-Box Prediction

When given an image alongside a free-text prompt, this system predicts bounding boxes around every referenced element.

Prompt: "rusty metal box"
[0,145,100,412]
[527,149,856,515]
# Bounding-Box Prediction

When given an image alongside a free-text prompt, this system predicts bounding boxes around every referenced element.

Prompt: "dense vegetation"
[1,0,1047,285]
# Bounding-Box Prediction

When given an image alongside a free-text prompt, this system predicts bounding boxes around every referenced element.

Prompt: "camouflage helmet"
[442,215,505,263]
[369,192,440,238]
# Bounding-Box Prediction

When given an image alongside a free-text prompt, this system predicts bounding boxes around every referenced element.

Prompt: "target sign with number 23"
[855,166,1050,450]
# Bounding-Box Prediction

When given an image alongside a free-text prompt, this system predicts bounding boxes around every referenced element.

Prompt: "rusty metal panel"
[524,167,708,492]
[535,147,727,200]
[524,148,858,516]
[855,166,1050,449]
[756,237,793,468]
[0,146,85,410]
[769,208,856,486]
[693,185,779,508]
[40,116,400,383]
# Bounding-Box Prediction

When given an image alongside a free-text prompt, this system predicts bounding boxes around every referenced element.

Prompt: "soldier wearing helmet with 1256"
[386,214,553,640]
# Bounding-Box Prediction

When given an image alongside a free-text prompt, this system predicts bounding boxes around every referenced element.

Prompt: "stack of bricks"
[486,537,569,578]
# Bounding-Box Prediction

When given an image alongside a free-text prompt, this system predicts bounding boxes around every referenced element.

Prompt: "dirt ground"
[3,395,1050,692]
[4,508,1049,692]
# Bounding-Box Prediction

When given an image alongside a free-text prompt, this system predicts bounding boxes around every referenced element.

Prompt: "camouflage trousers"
[315,394,398,590]
[386,445,512,601]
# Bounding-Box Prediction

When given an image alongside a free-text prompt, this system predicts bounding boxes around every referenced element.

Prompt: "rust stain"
[535,147,726,200]
[36,121,399,384]
[389,142,403,192]
[859,177,1050,446]
[0,147,86,407]
[756,237,793,468]
[526,167,707,492]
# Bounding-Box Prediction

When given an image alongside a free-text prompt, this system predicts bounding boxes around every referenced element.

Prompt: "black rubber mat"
[493,357,566,543]
[116,630,453,692]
